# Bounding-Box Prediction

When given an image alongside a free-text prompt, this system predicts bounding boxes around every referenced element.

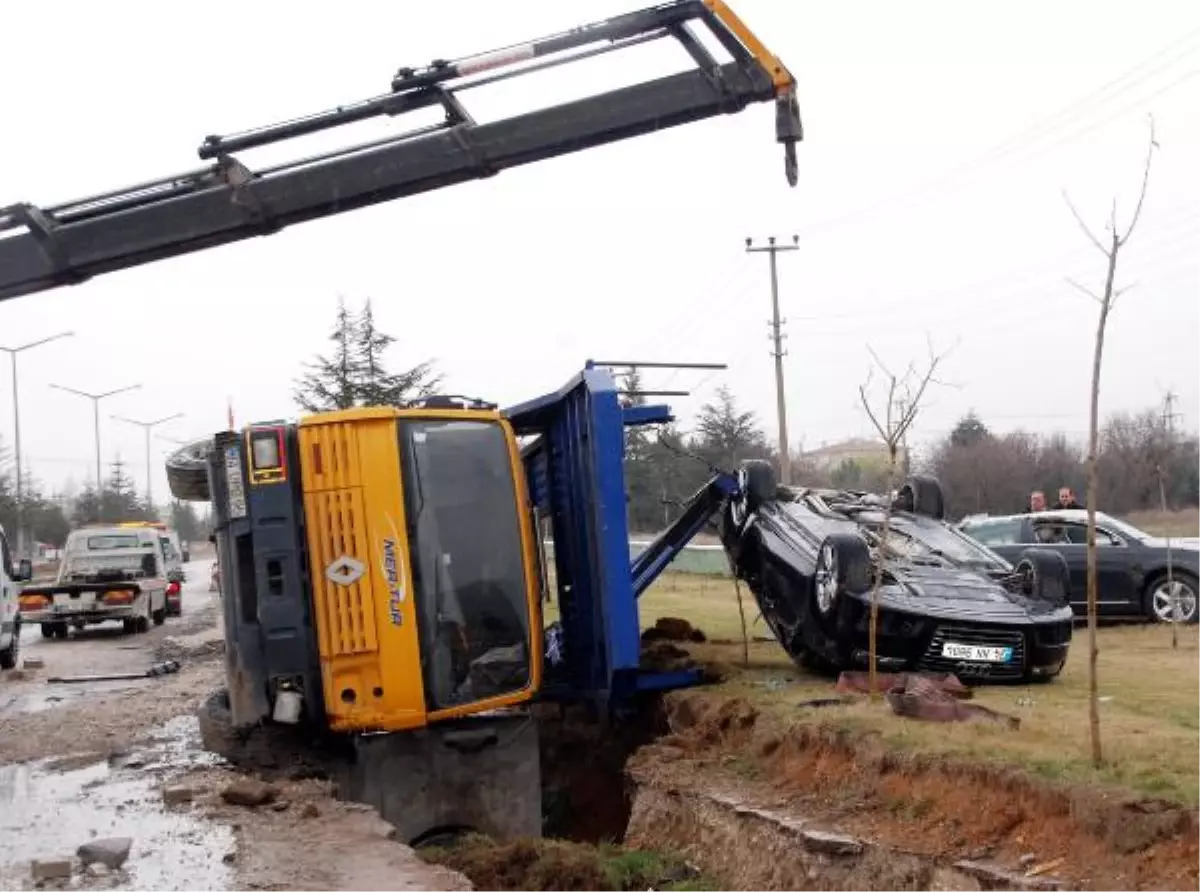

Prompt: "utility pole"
[1,331,74,559]
[1161,389,1181,436]
[112,412,185,513]
[746,235,799,484]
[48,382,142,496]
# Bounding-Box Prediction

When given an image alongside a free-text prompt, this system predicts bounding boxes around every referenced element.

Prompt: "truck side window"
[0,533,11,578]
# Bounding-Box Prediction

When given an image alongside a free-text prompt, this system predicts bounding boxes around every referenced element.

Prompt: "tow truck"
[0,0,802,842]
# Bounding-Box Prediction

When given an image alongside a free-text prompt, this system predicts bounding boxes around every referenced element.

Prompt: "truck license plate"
[941,642,1013,662]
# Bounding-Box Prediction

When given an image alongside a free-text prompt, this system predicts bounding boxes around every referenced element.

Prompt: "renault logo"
[326,555,366,587]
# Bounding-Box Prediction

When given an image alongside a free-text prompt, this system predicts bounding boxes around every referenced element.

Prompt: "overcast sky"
[1,0,1197,504]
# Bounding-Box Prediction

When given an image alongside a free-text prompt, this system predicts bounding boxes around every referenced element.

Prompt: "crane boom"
[0,0,801,303]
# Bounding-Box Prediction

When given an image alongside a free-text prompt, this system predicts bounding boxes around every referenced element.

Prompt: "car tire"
[739,460,778,513]
[894,475,946,520]
[812,533,873,618]
[1144,570,1199,624]
[1013,548,1071,606]
[166,439,214,502]
[0,622,19,670]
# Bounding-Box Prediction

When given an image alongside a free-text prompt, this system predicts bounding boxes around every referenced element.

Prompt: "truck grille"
[302,457,378,659]
[918,623,1026,680]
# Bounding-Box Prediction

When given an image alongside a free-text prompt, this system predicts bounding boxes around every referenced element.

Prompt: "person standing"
[1054,486,1084,510]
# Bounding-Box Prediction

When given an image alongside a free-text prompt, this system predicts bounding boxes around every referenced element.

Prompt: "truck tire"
[166,439,214,502]
[197,688,336,779]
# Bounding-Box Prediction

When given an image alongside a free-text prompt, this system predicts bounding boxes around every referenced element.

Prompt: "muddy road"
[0,558,468,891]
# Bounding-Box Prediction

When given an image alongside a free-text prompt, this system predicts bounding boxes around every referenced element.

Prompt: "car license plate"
[941,642,1013,662]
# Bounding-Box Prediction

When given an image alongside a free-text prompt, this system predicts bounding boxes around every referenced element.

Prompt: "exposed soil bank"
[623,690,1199,891]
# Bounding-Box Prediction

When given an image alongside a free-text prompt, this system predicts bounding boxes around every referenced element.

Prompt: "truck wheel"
[0,622,19,670]
[152,604,166,626]
[41,624,55,639]
[1013,548,1070,606]
[166,439,214,502]
[198,688,333,778]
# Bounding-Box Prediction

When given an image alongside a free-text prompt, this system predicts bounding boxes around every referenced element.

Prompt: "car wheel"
[1013,548,1071,606]
[1146,571,1198,624]
[0,622,19,670]
[739,459,778,513]
[894,475,945,519]
[812,533,872,618]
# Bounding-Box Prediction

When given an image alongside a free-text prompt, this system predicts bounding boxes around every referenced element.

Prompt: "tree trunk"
[1085,243,1118,769]
[868,451,899,700]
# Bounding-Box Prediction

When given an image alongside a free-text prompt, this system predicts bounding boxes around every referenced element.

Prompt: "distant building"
[801,437,907,472]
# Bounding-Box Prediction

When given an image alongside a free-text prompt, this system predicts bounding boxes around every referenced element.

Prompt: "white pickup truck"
[1,523,33,668]
[18,525,168,638]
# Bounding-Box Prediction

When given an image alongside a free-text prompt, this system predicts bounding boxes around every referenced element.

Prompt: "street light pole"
[1,331,74,559]
[48,382,142,497]
[112,413,185,511]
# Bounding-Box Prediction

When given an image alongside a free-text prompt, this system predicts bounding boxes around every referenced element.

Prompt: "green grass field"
[632,571,1200,806]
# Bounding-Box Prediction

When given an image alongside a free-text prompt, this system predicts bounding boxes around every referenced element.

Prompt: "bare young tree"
[858,340,951,696]
[1062,118,1158,768]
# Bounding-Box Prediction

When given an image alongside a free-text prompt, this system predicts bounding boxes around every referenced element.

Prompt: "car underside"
[719,464,1075,684]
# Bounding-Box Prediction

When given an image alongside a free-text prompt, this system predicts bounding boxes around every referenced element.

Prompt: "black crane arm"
[0,0,802,303]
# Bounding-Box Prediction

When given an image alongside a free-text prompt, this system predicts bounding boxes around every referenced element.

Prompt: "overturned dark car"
[719,463,1074,683]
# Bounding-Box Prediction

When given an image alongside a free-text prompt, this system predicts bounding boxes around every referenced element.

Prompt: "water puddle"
[0,716,234,890]
[1,679,150,716]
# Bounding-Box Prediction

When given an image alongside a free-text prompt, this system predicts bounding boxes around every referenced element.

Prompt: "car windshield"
[1093,513,1149,542]
[86,534,141,550]
[880,516,1009,569]
[398,418,531,711]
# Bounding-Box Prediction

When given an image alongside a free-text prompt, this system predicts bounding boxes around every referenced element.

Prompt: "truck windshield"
[398,418,531,711]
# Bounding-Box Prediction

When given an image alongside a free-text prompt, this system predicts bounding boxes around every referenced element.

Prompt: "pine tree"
[293,296,359,412]
[294,297,443,412]
[353,299,442,406]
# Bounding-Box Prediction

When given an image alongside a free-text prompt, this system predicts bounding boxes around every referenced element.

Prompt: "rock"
[300,803,320,819]
[1019,853,1038,867]
[800,829,864,856]
[221,779,278,808]
[7,669,27,681]
[269,800,291,812]
[222,852,237,864]
[23,656,45,670]
[85,863,110,878]
[77,837,133,870]
[954,860,1062,891]
[162,786,195,806]
[31,859,73,881]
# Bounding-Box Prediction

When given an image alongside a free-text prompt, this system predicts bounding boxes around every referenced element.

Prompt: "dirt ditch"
[619,690,1198,891]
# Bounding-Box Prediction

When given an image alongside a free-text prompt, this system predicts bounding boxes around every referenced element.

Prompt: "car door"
[1034,518,1135,614]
